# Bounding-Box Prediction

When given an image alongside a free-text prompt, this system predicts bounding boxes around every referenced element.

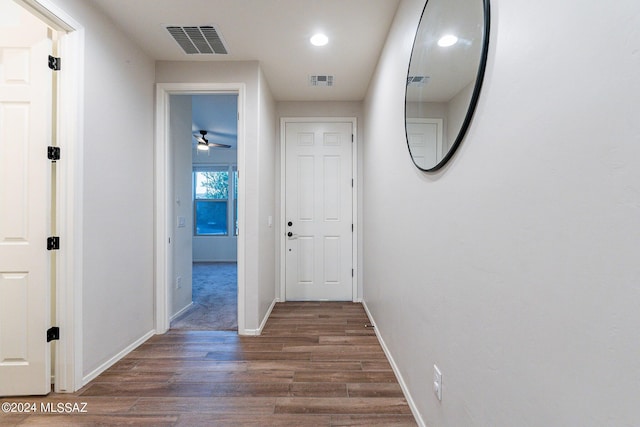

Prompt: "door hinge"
[352,224,354,232]
[47,327,60,342]
[47,236,60,250]
[351,134,354,142]
[352,269,354,277]
[48,55,61,71]
[48,146,60,161]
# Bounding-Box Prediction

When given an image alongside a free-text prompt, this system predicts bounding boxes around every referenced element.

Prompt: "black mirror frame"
[405,0,491,172]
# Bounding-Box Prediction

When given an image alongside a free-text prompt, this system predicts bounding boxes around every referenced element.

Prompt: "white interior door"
[406,118,443,169]
[0,1,54,396]
[284,121,353,301]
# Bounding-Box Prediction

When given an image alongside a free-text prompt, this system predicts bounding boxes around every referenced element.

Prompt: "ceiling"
[87,0,401,101]
[191,94,238,149]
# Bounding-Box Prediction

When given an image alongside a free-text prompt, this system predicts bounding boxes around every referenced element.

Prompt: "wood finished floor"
[1,302,416,426]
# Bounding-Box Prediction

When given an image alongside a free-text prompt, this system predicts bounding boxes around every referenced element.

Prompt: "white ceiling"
[87,0,401,101]
[191,94,238,149]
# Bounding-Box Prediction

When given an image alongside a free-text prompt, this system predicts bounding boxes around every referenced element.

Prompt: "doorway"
[168,93,239,331]
[155,84,246,335]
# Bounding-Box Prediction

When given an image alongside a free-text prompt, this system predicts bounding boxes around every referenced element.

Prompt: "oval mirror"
[405,0,490,171]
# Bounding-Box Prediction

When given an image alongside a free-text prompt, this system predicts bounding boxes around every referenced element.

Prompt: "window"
[193,166,237,236]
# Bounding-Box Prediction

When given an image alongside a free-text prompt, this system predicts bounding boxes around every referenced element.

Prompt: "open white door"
[0,0,54,396]
[284,121,354,301]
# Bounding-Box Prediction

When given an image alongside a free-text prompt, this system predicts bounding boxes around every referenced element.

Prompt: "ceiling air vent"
[166,25,228,55]
[407,76,430,87]
[309,75,334,87]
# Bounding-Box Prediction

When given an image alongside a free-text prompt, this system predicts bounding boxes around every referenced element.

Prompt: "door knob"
[287,232,293,237]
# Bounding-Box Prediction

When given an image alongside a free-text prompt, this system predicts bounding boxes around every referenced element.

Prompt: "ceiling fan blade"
[193,130,232,148]
[200,129,237,138]
[193,134,207,144]
[207,142,232,148]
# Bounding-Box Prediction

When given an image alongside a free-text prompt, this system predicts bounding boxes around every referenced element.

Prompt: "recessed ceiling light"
[437,34,458,47]
[310,33,329,47]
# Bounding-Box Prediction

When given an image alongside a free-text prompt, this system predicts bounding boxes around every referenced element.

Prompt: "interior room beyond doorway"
[169,93,238,331]
[171,262,237,330]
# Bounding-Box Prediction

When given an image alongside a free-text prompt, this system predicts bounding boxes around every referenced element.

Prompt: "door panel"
[406,118,443,169]
[0,1,53,396]
[285,121,353,301]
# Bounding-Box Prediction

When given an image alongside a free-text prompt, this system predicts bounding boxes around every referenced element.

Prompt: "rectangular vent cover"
[407,76,430,87]
[309,75,334,87]
[166,25,228,55]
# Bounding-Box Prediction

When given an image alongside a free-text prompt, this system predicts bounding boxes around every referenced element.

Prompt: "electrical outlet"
[433,364,442,401]
[176,276,182,290]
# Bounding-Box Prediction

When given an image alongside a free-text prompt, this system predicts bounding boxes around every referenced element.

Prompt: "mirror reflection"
[405,0,489,171]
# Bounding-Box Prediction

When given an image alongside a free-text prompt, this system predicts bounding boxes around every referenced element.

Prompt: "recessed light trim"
[437,34,458,47]
[310,33,329,46]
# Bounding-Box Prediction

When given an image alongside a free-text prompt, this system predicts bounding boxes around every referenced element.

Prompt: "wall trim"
[362,301,426,427]
[242,298,277,336]
[170,302,194,322]
[82,330,155,386]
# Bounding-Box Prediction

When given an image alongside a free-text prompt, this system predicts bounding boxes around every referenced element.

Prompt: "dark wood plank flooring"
[1,302,416,426]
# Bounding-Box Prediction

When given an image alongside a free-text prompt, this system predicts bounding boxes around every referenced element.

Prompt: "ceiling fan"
[193,130,232,151]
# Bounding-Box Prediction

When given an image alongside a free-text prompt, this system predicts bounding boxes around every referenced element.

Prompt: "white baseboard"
[170,302,194,322]
[362,300,426,427]
[82,329,155,386]
[241,298,277,336]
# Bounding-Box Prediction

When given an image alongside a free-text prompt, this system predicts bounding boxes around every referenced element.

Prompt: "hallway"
[1,302,415,426]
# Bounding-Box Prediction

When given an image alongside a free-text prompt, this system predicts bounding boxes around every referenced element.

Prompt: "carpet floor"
[170,262,237,331]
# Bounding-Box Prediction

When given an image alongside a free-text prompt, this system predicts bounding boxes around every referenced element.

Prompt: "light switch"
[177,216,186,228]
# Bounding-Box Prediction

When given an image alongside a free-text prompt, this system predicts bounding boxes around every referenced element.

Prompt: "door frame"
[279,117,359,302]
[155,83,246,334]
[15,0,85,392]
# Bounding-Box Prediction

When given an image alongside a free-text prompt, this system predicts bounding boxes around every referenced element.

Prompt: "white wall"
[257,68,277,321]
[170,95,193,317]
[47,0,156,378]
[156,61,277,332]
[275,101,364,299]
[363,0,640,426]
